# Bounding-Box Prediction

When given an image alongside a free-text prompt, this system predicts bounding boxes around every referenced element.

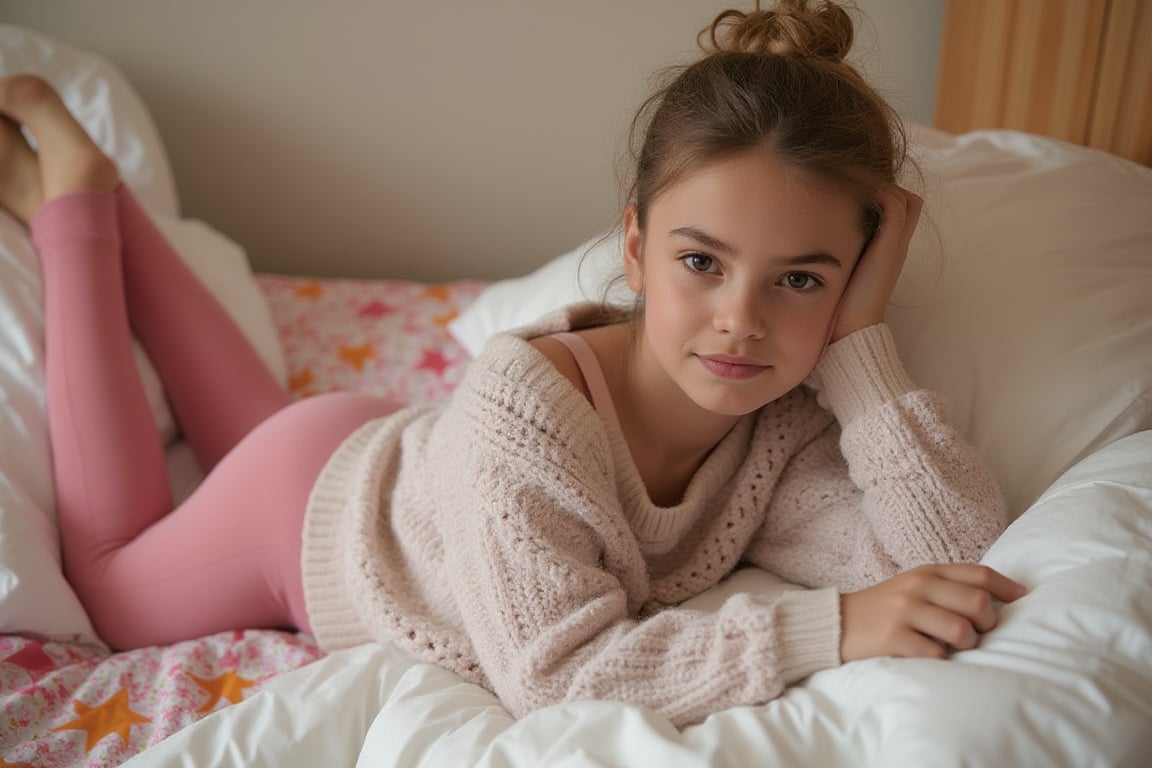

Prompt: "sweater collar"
[602,404,757,555]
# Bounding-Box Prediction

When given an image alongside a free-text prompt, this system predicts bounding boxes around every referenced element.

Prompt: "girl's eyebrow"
[669,226,843,269]
[670,226,736,255]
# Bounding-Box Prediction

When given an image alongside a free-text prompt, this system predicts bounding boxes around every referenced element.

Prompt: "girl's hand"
[840,564,1028,662]
[830,186,924,343]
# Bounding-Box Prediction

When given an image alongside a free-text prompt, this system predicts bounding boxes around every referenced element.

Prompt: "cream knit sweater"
[302,305,1006,727]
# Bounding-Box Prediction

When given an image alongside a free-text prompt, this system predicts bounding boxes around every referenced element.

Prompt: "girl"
[1,0,1024,727]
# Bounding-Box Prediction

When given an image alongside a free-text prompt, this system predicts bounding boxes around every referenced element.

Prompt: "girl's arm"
[744,188,1020,659]
[769,184,1008,575]
[439,475,842,726]
[744,324,1019,658]
[745,326,1008,576]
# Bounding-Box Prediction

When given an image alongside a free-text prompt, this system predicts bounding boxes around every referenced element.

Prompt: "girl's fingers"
[921,578,999,633]
[894,630,949,660]
[928,563,1029,604]
[829,186,923,341]
[909,601,980,651]
[867,186,922,277]
[879,186,923,251]
[892,564,1027,648]
[840,564,1027,662]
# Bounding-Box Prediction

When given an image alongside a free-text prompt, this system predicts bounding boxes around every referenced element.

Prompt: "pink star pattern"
[359,299,395,318]
[1,644,58,681]
[415,348,452,377]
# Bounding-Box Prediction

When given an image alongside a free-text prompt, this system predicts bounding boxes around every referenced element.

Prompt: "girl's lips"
[696,354,770,380]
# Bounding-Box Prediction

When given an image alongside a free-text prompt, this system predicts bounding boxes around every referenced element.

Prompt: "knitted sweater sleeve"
[434,343,839,727]
[744,324,1008,591]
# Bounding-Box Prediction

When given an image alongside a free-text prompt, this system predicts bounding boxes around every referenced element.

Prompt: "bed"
[2,18,1151,768]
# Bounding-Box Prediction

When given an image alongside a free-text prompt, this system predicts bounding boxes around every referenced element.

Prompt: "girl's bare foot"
[0,75,120,219]
[0,115,42,224]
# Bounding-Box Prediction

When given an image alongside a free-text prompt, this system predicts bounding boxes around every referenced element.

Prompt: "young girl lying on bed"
[0,0,1025,727]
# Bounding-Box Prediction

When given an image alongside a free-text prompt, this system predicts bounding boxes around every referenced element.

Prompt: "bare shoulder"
[529,335,592,403]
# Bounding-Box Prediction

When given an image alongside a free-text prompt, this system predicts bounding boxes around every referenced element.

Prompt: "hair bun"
[702,0,854,63]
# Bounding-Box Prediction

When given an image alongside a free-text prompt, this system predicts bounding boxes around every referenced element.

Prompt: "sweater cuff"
[772,587,843,684]
[301,418,380,651]
[807,324,916,426]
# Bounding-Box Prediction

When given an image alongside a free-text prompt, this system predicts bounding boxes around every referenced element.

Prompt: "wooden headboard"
[934,0,1152,167]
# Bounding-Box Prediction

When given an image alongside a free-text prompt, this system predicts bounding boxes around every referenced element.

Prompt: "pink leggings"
[34,188,396,651]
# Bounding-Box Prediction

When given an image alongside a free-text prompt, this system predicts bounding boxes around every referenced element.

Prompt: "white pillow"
[449,129,1152,519]
[0,25,287,644]
[448,233,631,357]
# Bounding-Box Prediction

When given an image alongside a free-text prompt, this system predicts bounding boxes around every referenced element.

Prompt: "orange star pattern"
[191,670,257,714]
[294,281,324,299]
[423,285,450,302]
[51,687,151,753]
[432,310,458,329]
[289,368,315,393]
[339,344,377,372]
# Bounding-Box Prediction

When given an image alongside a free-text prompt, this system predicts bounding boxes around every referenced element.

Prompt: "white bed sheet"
[122,429,1152,768]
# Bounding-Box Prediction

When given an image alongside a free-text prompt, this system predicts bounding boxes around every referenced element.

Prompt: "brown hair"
[625,0,907,239]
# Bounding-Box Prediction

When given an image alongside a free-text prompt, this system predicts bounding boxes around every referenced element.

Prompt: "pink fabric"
[33,188,395,650]
[547,331,615,415]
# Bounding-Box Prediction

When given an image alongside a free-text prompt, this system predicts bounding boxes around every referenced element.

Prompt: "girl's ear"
[623,204,645,294]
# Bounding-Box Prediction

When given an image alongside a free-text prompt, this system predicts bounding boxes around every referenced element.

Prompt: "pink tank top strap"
[547,332,620,426]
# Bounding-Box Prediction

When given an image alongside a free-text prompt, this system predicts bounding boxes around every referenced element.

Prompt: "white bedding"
[123,429,1152,768]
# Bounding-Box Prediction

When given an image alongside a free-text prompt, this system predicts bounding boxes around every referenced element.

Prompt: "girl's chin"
[687,390,784,418]
[683,377,809,417]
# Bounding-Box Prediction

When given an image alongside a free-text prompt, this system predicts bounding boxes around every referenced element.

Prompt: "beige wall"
[0,0,943,281]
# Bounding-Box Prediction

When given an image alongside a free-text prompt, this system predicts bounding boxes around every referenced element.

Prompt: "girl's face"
[624,149,867,417]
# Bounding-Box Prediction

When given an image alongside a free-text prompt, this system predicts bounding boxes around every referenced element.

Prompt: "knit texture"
[301,307,1007,727]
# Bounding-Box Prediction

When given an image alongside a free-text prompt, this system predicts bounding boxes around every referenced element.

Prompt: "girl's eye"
[682,253,719,274]
[782,272,821,291]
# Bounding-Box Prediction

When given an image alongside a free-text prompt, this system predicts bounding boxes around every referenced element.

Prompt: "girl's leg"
[116,187,293,471]
[74,391,397,649]
[12,72,291,474]
[13,99,178,604]
[2,75,396,649]
[1,76,182,564]
[31,192,390,648]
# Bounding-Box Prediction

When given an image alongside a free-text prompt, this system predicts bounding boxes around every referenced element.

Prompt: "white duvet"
[122,430,1152,768]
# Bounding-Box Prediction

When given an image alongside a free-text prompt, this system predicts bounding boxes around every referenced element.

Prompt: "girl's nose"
[712,288,767,339]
